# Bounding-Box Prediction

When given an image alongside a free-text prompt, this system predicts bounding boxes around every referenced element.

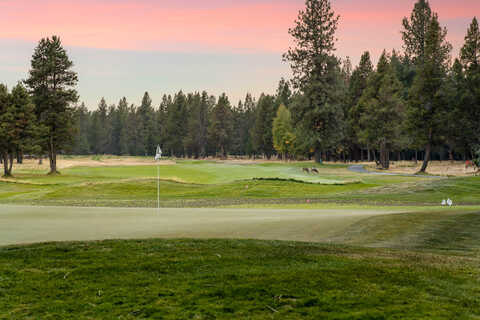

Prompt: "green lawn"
[1,239,479,319]
[2,159,480,318]
[4,160,474,207]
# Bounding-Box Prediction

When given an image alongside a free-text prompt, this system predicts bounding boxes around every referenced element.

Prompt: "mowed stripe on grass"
[0,205,406,246]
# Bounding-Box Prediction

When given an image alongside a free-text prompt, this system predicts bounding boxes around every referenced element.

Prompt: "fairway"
[5,158,480,208]
[0,205,404,246]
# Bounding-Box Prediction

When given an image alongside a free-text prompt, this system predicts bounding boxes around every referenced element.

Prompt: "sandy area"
[368,161,478,177]
[10,156,176,171]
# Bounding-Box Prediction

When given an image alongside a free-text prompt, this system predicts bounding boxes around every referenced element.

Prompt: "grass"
[1,239,479,319]
[3,160,470,207]
[2,159,480,318]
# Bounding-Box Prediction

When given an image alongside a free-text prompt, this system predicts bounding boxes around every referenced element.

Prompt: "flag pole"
[155,145,162,213]
[157,164,160,211]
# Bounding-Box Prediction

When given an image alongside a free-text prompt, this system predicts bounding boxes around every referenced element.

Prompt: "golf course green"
[1,158,480,318]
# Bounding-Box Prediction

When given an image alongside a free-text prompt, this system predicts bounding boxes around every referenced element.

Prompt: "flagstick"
[157,163,160,212]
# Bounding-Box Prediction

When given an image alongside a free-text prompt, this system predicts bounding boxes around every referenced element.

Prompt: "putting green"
[0,205,407,246]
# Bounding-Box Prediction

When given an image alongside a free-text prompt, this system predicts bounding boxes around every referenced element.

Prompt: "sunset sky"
[1,0,478,108]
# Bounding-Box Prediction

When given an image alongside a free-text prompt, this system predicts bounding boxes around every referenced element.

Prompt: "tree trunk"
[8,153,13,174]
[16,149,23,164]
[48,135,58,174]
[367,147,371,162]
[449,150,454,164]
[420,142,431,173]
[2,152,10,177]
[379,140,389,169]
[314,149,322,164]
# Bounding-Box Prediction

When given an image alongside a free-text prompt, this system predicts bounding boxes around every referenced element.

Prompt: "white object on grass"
[441,199,446,206]
[155,145,162,211]
[447,198,453,206]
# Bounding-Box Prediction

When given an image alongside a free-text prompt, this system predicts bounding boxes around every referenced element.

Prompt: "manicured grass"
[329,210,480,253]
[1,239,479,319]
[2,160,480,208]
[0,160,454,207]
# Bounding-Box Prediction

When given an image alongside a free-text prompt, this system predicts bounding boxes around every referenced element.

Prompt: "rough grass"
[1,239,479,319]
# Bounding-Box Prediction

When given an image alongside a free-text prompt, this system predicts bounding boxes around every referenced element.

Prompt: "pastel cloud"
[1,0,479,107]
[1,0,478,57]
[0,0,300,52]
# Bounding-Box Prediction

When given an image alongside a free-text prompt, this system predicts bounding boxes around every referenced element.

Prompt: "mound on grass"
[1,239,479,319]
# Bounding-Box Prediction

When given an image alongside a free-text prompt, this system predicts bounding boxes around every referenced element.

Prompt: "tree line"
[1,0,479,176]
[70,83,290,159]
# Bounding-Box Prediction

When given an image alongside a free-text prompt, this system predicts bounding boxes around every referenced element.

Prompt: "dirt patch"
[11,156,176,171]
[368,161,478,177]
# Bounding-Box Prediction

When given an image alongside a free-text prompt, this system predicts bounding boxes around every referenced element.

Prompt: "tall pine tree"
[283,0,344,162]
[25,36,78,174]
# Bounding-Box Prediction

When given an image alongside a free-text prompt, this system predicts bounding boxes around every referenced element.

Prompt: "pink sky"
[1,0,478,57]
[1,0,478,107]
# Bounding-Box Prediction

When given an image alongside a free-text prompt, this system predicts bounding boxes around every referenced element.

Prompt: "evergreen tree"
[406,14,452,172]
[115,98,130,155]
[252,94,276,159]
[165,91,188,157]
[137,92,156,156]
[347,51,373,160]
[72,103,91,155]
[461,17,480,71]
[243,94,257,157]
[126,104,139,155]
[184,92,209,158]
[0,84,13,176]
[460,17,480,151]
[25,36,78,174]
[157,94,171,153]
[275,78,292,107]
[357,52,405,169]
[90,98,109,154]
[0,84,37,176]
[208,93,232,158]
[402,0,432,64]
[230,100,245,156]
[283,0,344,162]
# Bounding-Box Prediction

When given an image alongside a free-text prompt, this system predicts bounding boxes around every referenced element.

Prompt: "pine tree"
[90,98,109,154]
[0,83,37,176]
[0,84,13,176]
[275,78,292,107]
[208,93,232,158]
[406,14,452,172]
[283,0,344,162]
[72,103,91,155]
[357,52,405,169]
[25,36,78,174]
[347,51,374,160]
[402,0,432,64]
[460,17,480,151]
[165,91,188,157]
[230,100,245,156]
[114,98,130,155]
[183,92,209,158]
[137,92,156,156]
[461,17,480,71]
[126,104,138,155]
[252,94,276,159]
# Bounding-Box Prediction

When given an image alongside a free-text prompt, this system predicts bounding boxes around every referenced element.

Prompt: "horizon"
[1,0,478,109]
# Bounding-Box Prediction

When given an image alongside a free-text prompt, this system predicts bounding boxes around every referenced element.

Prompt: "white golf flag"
[155,145,162,161]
